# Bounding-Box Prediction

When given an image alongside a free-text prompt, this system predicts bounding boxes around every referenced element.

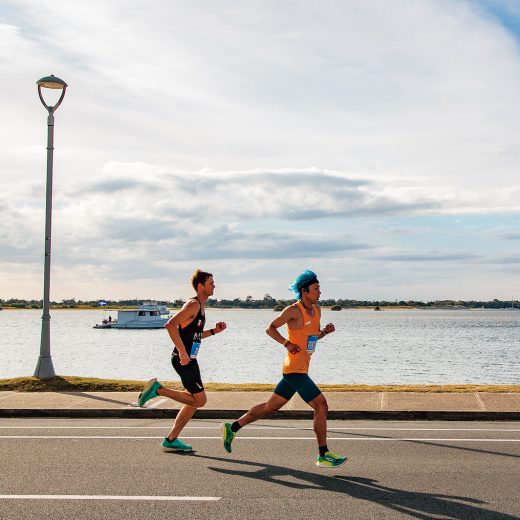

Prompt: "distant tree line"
[1,296,518,310]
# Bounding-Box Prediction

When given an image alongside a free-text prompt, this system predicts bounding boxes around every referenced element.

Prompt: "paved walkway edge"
[1,409,520,420]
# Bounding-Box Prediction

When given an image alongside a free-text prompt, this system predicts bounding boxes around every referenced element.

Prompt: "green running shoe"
[138,378,163,407]
[316,451,347,468]
[221,422,235,453]
[161,437,193,452]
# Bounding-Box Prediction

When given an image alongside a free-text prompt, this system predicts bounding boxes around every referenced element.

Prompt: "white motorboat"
[93,302,170,329]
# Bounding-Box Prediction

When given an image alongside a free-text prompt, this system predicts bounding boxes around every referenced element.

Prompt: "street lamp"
[34,75,68,378]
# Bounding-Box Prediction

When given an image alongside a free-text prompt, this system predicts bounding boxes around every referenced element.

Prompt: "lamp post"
[34,75,67,378]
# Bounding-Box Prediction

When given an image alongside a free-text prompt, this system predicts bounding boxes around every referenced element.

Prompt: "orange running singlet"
[283,301,320,374]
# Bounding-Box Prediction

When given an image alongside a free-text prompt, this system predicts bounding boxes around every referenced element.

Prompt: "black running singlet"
[175,297,205,356]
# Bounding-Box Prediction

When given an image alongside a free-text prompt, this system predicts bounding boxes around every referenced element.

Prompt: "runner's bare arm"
[266,305,301,354]
[165,299,200,360]
[202,321,227,339]
[315,306,334,339]
[319,322,335,339]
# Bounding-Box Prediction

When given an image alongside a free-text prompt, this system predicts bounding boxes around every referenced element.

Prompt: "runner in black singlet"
[172,296,205,395]
[138,269,226,452]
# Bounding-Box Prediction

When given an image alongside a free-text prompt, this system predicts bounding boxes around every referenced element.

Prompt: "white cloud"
[69,164,520,220]
[1,163,519,300]
[1,1,520,300]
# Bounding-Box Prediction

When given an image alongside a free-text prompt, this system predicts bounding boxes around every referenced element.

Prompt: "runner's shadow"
[328,429,520,460]
[66,392,133,406]
[196,455,519,520]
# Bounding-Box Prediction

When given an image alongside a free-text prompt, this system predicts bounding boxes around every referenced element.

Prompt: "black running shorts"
[171,353,205,395]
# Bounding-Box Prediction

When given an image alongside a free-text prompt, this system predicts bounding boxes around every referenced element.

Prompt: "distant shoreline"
[1,306,512,311]
[2,297,518,312]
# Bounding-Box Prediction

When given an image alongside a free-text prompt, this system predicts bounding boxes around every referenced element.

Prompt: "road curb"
[1,409,519,420]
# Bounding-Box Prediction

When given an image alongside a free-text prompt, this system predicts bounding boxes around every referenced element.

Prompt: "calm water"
[1,309,519,384]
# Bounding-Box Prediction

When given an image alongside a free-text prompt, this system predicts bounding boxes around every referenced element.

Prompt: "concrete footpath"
[1,390,520,420]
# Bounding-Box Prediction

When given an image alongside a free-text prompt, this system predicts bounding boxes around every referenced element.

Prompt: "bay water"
[1,308,518,385]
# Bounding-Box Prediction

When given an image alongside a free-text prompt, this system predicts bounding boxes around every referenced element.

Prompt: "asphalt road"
[0,418,519,519]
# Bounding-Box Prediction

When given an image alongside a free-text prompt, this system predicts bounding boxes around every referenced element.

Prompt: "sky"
[1,0,520,302]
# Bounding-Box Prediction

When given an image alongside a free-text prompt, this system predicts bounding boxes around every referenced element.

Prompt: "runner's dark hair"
[191,269,213,291]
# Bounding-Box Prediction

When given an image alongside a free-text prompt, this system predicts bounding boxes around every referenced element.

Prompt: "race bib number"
[190,341,201,359]
[306,335,318,353]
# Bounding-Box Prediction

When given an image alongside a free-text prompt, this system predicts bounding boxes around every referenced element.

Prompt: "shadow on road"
[327,428,520,460]
[196,454,519,520]
[67,392,133,406]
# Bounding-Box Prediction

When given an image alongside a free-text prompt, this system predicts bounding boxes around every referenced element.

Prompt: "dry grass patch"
[316,384,520,393]
[0,377,519,393]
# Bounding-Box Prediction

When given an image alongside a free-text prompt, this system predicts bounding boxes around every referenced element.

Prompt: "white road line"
[0,495,220,502]
[326,427,520,432]
[0,425,520,433]
[0,435,166,439]
[1,426,519,432]
[0,435,519,442]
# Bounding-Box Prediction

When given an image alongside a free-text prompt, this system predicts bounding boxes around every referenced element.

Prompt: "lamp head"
[37,75,68,89]
[37,74,67,112]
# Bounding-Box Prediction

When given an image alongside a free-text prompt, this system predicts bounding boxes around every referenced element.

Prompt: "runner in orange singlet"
[221,270,347,468]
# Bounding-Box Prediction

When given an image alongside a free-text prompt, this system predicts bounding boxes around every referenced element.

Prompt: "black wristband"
[210,329,215,335]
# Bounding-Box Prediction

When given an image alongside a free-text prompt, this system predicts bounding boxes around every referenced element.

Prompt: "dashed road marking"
[0,494,220,502]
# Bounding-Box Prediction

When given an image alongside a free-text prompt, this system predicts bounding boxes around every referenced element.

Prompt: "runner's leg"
[222,379,293,453]
[157,387,196,406]
[166,391,207,440]
[237,392,288,427]
[165,359,206,442]
[307,393,328,447]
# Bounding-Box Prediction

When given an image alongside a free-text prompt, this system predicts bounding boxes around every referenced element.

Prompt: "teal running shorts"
[274,373,321,403]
